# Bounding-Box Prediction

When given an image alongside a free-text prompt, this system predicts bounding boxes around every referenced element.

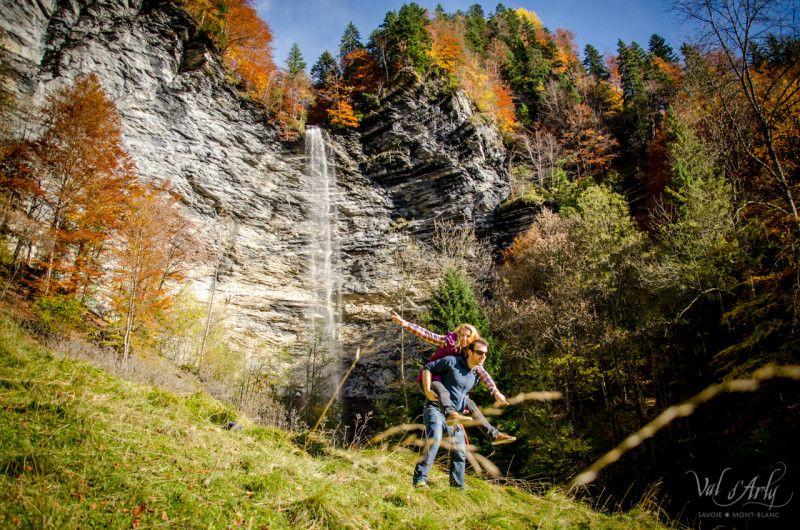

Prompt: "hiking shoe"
[446,412,472,426]
[413,480,428,488]
[491,432,517,445]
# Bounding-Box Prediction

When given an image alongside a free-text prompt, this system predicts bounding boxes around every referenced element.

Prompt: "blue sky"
[254,0,693,71]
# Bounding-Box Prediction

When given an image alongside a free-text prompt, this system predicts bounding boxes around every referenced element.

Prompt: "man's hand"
[421,370,437,402]
[493,391,510,406]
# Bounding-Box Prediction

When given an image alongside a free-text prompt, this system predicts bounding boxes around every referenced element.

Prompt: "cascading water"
[305,127,341,355]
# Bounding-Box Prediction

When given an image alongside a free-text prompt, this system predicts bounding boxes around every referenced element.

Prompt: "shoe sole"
[491,437,517,445]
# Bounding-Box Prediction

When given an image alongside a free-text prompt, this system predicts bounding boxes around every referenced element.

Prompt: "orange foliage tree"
[317,77,359,130]
[183,1,284,124]
[31,74,133,296]
[309,47,382,131]
[108,182,197,363]
[272,70,313,140]
[426,16,465,76]
[562,103,618,180]
[426,12,518,134]
[341,47,384,99]
[220,0,277,96]
[553,28,580,75]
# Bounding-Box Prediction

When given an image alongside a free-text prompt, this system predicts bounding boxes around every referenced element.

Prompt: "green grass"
[0,315,670,529]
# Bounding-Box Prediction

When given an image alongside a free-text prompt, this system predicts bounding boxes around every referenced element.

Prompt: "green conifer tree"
[339,22,363,58]
[583,43,609,80]
[426,268,506,390]
[428,268,488,336]
[310,51,339,85]
[465,4,489,54]
[373,2,431,74]
[648,34,678,63]
[285,43,306,76]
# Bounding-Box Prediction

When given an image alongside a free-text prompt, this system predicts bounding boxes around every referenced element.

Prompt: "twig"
[302,346,363,453]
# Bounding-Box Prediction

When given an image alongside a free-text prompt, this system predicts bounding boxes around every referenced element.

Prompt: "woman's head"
[454,323,480,349]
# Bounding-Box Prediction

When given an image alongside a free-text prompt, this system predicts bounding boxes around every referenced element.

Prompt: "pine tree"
[285,43,306,76]
[465,4,489,54]
[339,22,363,58]
[310,51,340,85]
[374,2,431,74]
[428,268,488,337]
[427,268,506,393]
[648,34,677,63]
[583,43,609,80]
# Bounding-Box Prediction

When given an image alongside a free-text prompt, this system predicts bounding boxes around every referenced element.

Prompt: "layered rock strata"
[0,0,535,400]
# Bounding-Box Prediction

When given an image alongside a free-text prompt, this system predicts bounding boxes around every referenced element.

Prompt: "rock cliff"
[1,0,533,401]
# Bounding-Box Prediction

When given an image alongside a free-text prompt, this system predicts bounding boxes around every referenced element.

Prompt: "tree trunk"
[43,215,61,295]
[197,260,219,372]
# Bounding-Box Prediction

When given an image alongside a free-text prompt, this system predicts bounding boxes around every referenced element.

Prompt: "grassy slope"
[0,315,668,529]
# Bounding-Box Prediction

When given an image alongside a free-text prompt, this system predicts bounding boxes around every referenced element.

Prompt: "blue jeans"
[412,403,467,488]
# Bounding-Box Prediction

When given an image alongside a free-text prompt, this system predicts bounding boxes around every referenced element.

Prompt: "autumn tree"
[672,0,800,227]
[426,13,465,76]
[324,78,359,130]
[273,45,313,140]
[30,74,132,296]
[186,0,278,102]
[340,47,384,100]
[310,24,380,131]
[561,103,619,180]
[108,182,198,363]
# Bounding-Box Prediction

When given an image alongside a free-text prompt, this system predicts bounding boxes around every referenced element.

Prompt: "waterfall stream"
[305,127,341,354]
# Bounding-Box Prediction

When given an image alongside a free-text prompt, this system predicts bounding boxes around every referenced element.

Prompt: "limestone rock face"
[0,0,534,401]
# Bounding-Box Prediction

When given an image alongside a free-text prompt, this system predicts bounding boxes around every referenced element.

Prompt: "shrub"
[32,295,84,335]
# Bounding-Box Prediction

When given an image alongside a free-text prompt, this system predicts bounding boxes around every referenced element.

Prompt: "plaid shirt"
[400,320,498,395]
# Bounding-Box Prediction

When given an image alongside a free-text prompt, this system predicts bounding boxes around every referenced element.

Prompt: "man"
[413,338,490,489]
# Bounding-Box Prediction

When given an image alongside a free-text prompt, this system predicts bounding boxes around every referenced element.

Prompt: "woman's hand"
[391,310,403,325]
[494,391,510,406]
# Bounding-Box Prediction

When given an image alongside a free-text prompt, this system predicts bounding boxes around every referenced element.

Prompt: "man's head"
[465,338,489,369]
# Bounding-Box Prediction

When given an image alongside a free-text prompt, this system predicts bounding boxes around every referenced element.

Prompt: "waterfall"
[305,127,341,353]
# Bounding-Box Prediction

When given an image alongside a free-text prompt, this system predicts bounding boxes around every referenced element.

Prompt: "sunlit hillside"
[0,314,668,529]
